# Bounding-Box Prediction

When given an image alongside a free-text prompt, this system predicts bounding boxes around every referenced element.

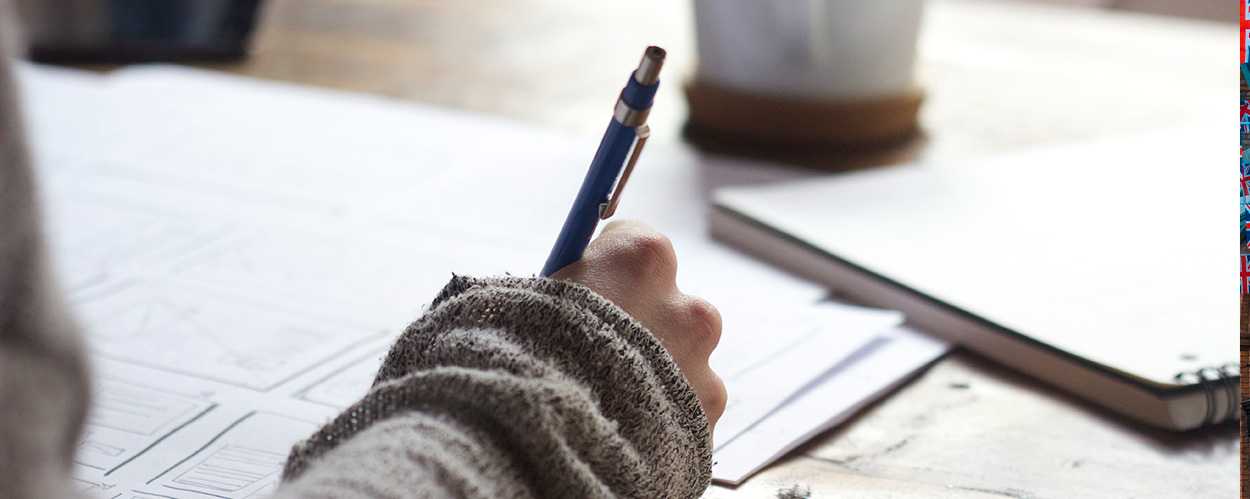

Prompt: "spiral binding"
[1174,364,1238,427]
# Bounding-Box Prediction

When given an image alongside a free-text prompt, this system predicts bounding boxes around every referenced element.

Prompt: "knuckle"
[605,232,677,281]
[682,296,722,350]
[705,375,728,417]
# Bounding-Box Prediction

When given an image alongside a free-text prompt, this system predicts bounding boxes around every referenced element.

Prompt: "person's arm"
[0,11,96,499]
[276,221,725,498]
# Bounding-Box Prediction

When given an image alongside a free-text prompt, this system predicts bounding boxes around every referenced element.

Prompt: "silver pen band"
[614,99,650,127]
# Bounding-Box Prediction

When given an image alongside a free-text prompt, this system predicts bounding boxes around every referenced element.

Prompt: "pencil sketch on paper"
[294,349,386,409]
[173,446,286,493]
[160,229,445,320]
[127,493,180,499]
[147,412,318,499]
[76,378,215,474]
[74,280,384,391]
[42,186,231,291]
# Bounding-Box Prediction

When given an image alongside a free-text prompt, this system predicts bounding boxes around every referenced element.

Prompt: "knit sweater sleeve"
[273,275,713,498]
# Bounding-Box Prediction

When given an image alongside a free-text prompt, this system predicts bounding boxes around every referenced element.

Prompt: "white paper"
[708,300,900,447]
[19,63,917,497]
[712,326,950,484]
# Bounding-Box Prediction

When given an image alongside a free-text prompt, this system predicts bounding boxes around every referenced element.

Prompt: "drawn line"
[107,403,218,476]
[291,347,386,406]
[126,492,180,499]
[186,319,271,388]
[145,411,254,485]
[95,329,383,392]
[128,491,180,499]
[159,484,234,499]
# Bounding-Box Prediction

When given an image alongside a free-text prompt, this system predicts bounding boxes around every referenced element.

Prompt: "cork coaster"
[684,80,924,148]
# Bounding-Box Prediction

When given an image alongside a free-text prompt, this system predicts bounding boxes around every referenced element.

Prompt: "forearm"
[275,410,536,498]
[276,275,712,498]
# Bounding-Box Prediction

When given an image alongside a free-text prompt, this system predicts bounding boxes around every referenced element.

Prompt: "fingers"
[549,220,727,433]
[591,220,678,283]
[550,220,677,320]
[687,368,727,429]
[654,295,725,429]
[680,295,723,356]
[654,295,722,360]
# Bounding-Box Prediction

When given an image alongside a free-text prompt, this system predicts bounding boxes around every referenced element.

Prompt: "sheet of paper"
[706,295,901,447]
[71,347,386,497]
[711,326,950,485]
[20,63,914,498]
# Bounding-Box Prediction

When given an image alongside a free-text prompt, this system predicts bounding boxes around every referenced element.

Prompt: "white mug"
[693,0,924,100]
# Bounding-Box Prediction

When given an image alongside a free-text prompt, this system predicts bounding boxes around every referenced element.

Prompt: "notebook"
[710,123,1237,431]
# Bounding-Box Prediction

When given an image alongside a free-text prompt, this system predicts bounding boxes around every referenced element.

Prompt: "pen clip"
[599,123,649,219]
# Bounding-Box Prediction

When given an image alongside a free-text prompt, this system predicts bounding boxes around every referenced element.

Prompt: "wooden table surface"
[196,0,1237,497]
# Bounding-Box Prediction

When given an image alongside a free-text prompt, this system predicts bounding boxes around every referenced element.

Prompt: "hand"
[550,220,727,433]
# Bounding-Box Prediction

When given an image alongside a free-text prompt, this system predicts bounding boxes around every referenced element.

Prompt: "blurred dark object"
[18,0,263,63]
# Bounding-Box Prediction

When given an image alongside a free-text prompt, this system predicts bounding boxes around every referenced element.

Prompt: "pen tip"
[635,46,666,85]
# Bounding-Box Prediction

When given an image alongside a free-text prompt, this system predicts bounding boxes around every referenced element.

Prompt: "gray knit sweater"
[0,12,712,498]
[275,275,714,498]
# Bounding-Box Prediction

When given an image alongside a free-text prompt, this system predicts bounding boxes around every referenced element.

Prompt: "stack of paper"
[19,63,946,496]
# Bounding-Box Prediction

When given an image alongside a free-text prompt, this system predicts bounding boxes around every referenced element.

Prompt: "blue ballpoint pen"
[540,46,665,277]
